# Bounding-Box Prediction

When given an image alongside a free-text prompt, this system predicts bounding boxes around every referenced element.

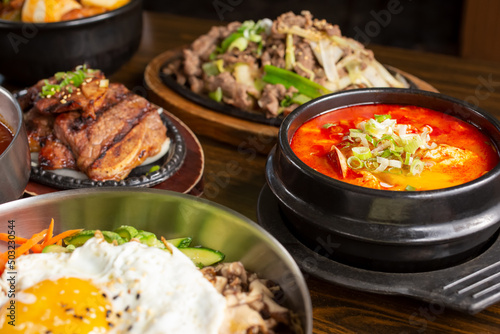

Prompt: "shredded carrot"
[44,229,83,247]
[43,218,55,246]
[0,233,28,244]
[8,229,47,259]
[0,253,7,271]
[31,244,44,253]
[0,220,84,274]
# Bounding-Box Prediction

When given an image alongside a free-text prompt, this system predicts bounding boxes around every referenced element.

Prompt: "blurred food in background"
[0,0,130,22]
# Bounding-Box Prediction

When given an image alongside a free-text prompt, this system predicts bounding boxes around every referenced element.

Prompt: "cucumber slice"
[42,245,70,253]
[165,237,192,248]
[114,225,138,241]
[179,247,225,267]
[64,230,125,247]
[136,230,160,247]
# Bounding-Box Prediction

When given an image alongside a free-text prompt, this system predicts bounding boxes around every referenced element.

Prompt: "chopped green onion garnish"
[347,156,364,169]
[282,93,311,107]
[322,123,336,129]
[208,87,223,102]
[365,135,376,146]
[386,167,402,174]
[391,146,404,154]
[365,159,379,171]
[405,185,416,191]
[374,114,391,122]
[280,95,293,108]
[380,149,392,158]
[202,62,219,76]
[147,165,160,174]
[404,152,411,165]
[410,159,425,175]
[40,66,91,98]
[352,146,372,160]
[262,65,331,98]
[404,137,421,154]
[228,36,249,52]
[291,93,311,105]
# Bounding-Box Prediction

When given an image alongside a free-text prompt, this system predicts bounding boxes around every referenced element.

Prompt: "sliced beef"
[87,110,167,181]
[183,49,202,77]
[188,75,204,94]
[224,85,254,110]
[205,72,238,98]
[191,25,221,60]
[38,139,76,170]
[219,51,257,68]
[313,18,341,36]
[293,41,316,78]
[261,38,286,68]
[54,94,153,173]
[274,10,313,30]
[205,72,255,110]
[163,59,187,86]
[258,84,297,117]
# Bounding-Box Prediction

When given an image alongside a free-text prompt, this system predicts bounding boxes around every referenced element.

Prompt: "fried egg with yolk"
[0,236,226,334]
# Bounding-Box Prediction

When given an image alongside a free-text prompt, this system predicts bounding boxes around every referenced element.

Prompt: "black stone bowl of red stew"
[0,0,142,86]
[265,88,500,273]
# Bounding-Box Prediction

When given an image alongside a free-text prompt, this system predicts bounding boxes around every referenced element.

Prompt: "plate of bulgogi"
[158,11,423,127]
[16,66,188,190]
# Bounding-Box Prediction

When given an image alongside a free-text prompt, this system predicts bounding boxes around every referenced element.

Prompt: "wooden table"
[9,11,500,334]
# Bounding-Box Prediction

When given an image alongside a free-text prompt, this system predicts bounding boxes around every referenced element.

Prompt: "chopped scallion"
[347,156,364,169]
[208,87,223,102]
[322,123,336,129]
[352,146,372,160]
[374,114,391,122]
[410,159,425,175]
[147,165,160,174]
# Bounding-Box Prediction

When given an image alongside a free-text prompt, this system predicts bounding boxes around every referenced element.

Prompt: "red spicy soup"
[0,120,13,156]
[290,104,499,191]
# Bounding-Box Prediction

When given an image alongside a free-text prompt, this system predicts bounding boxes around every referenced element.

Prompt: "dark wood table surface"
[8,11,500,334]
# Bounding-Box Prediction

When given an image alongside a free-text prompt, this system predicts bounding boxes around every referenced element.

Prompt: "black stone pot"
[0,0,142,85]
[265,88,500,273]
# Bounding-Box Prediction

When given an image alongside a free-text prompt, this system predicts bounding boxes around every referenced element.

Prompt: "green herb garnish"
[147,165,161,174]
[40,65,93,98]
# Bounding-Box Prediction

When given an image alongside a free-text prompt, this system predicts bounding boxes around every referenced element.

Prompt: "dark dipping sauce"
[0,120,13,156]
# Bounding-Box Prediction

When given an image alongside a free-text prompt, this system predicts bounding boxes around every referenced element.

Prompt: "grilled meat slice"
[53,94,159,175]
[38,139,77,170]
[19,68,170,182]
[35,81,131,119]
[24,108,55,152]
[18,70,104,113]
[87,110,168,181]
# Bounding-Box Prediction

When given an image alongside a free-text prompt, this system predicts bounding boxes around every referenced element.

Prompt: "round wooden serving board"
[25,110,205,197]
[145,49,438,155]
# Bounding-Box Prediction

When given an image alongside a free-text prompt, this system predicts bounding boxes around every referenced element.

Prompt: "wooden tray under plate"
[145,49,438,155]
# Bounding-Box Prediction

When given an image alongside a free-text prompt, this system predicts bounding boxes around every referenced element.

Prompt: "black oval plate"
[29,111,187,189]
[159,52,416,128]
